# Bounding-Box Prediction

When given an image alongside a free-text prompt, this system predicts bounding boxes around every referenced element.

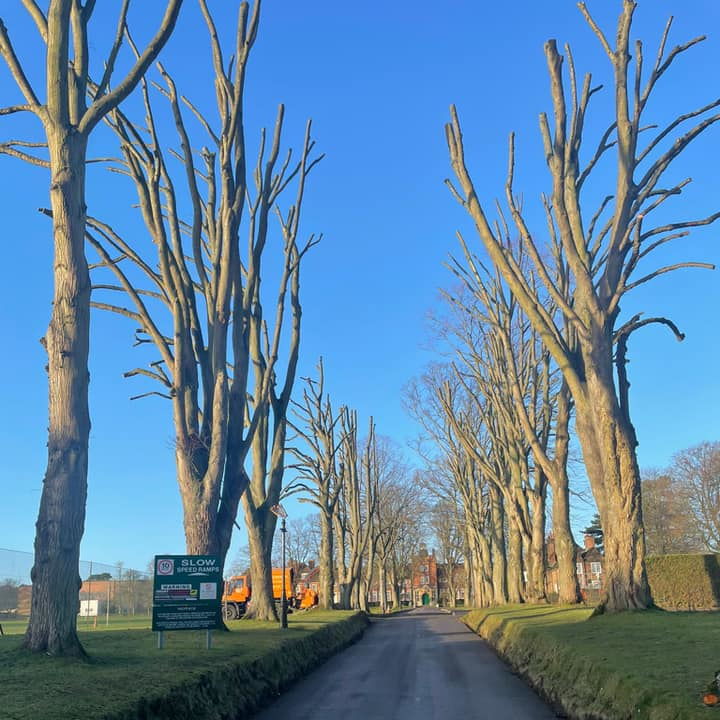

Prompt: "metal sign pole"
[206,629,212,650]
[281,517,288,629]
[157,631,164,649]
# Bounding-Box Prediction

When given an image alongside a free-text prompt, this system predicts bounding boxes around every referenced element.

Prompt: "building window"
[576,562,584,576]
[590,562,602,575]
[420,575,429,585]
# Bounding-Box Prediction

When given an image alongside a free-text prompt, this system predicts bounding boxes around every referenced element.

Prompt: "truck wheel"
[223,603,238,621]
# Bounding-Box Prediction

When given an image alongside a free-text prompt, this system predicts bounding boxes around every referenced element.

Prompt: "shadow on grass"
[467,606,585,638]
[703,554,720,608]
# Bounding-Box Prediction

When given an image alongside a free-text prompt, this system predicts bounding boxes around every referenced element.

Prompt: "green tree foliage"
[582,513,604,553]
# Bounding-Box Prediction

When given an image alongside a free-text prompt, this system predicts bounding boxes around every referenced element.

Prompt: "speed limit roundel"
[157,558,174,575]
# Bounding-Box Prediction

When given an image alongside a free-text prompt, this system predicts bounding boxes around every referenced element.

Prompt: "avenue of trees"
[1,0,718,660]
[286,362,424,612]
[444,0,719,611]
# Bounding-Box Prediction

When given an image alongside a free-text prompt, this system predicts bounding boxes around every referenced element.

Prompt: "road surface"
[253,607,559,719]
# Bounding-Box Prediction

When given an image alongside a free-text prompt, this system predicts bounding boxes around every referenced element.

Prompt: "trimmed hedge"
[106,611,369,720]
[462,607,704,720]
[647,554,720,610]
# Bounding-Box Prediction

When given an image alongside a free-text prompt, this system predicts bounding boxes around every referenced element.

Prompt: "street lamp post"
[270,504,289,629]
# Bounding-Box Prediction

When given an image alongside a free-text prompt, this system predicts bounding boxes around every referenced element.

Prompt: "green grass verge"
[463,605,720,720]
[1,610,368,720]
[367,605,412,616]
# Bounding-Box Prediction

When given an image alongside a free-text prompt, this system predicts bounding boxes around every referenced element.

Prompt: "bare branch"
[624,261,715,293]
[94,0,130,100]
[79,0,183,135]
[0,19,42,110]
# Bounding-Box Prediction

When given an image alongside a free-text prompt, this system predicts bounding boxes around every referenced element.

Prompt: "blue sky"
[1,1,719,574]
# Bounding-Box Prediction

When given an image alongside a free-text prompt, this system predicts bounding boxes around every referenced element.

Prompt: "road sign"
[152,555,223,632]
[79,599,98,617]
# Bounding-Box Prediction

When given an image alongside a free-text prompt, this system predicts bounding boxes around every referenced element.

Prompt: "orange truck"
[222,568,294,619]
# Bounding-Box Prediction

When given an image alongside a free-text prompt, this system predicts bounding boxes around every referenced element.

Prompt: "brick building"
[545,534,604,598]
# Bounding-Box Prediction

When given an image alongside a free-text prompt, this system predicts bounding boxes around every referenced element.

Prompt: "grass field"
[1,614,152,635]
[464,604,720,719]
[1,610,358,720]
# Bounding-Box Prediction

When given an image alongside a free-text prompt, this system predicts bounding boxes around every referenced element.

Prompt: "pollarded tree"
[446,263,581,604]
[405,367,508,606]
[0,0,183,657]
[334,411,379,609]
[87,2,320,607]
[286,359,346,609]
[372,470,417,612]
[446,0,720,611]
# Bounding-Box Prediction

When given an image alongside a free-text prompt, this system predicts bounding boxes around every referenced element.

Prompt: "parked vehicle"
[222,568,294,619]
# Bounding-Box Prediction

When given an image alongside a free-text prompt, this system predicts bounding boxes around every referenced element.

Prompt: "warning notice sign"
[152,555,223,632]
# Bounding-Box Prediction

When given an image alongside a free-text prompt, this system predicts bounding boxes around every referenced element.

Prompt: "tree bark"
[506,520,524,604]
[242,499,277,621]
[318,510,334,609]
[526,490,548,603]
[24,133,89,658]
[489,485,508,605]
[378,563,388,613]
[576,361,651,611]
[552,479,581,604]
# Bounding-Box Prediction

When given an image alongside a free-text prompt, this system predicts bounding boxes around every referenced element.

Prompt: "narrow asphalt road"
[253,608,559,720]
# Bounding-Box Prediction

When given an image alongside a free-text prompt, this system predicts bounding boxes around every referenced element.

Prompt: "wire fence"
[0,548,152,620]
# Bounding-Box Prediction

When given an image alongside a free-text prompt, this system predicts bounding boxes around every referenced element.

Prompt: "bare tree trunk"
[177,453,217,554]
[339,581,353,610]
[378,563,388,613]
[576,370,651,611]
[446,565,456,609]
[318,510,334,609]
[23,133,89,658]
[527,490,548,603]
[552,478,581,604]
[507,520,524,603]
[242,502,277,621]
[335,514,348,609]
[489,485,508,605]
[389,567,400,609]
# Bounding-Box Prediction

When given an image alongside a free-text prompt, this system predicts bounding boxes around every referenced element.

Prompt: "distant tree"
[228,546,251,577]
[0,579,19,611]
[672,442,720,552]
[287,360,346,609]
[86,573,112,582]
[272,516,316,571]
[642,469,700,556]
[582,513,604,554]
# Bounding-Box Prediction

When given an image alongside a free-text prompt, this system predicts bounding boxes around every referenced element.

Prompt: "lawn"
[464,604,720,719]
[1,610,359,720]
[2,614,152,635]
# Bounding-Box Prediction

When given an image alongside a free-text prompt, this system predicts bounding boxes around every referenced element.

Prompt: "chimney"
[308,560,315,569]
[584,534,595,550]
